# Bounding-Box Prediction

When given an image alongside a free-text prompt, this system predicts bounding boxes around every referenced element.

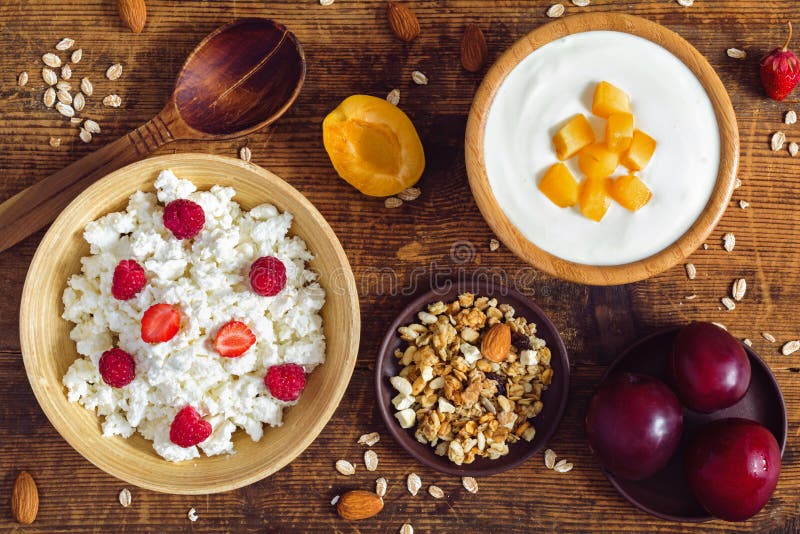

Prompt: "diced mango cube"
[552,114,596,160]
[578,143,620,179]
[621,130,657,171]
[539,163,579,208]
[609,174,652,211]
[606,113,634,153]
[592,81,632,118]
[579,178,612,222]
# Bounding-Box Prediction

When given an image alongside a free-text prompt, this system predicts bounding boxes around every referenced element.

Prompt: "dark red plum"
[586,372,683,480]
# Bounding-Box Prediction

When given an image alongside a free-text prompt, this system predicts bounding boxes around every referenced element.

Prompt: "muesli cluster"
[390,293,553,465]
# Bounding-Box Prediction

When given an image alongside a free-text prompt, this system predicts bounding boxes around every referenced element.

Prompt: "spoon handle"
[0,115,175,254]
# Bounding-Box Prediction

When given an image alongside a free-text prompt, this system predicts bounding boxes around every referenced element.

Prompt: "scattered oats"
[43,87,56,108]
[335,459,355,476]
[428,485,445,499]
[103,94,122,108]
[55,38,75,51]
[375,477,388,498]
[489,238,500,251]
[106,63,123,81]
[732,278,747,301]
[56,80,72,91]
[411,70,428,85]
[118,488,131,508]
[17,71,28,87]
[703,243,709,249]
[61,64,72,80]
[554,459,574,473]
[320,0,335,5]
[743,338,753,347]
[71,49,83,64]
[544,448,557,469]
[49,136,61,148]
[546,3,566,17]
[676,0,694,6]
[386,88,400,106]
[712,322,727,331]
[79,128,92,143]
[407,473,421,496]
[57,88,73,105]
[771,131,786,151]
[364,449,379,472]
[187,508,198,522]
[726,48,746,60]
[461,476,479,494]
[684,263,696,280]
[721,296,736,311]
[385,197,403,208]
[358,432,381,447]
[73,92,85,112]
[330,495,340,505]
[397,187,421,201]
[42,67,57,86]
[70,117,83,125]
[783,340,800,356]
[739,199,750,209]
[84,119,101,134]
[686,294,697,300]
[55,101,75,118]
[571,0,590,5]
[239,146,252,162]
[790,142,799,157]
[763,332,776,343]
[80,77,93,96]
[400,524,414,534]
[42,53,62,68]
[734,178,742,189]
[786,110,798,125]
[722,233,735,252]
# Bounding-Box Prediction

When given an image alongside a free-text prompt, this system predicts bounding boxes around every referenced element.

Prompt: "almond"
[387,2,420,42]
[461,23,488,72]
[481,323,511,362]
[336,490,384,520]
[118,0,147,34]
[11,471,38,524]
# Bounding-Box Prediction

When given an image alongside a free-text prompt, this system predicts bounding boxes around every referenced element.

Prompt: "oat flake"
[42,67,57,86]
[187,508,198,522]
[677,0,694,5]
[428,485,445,499]
[330,495,340,505]
[70,117,83,125]
[84,119,101,134]
[79,128,92,143]
[743,338,753,347]
[56,80,72,91]
[547,3,566,17]
[462,476,479,494]
[61,64,72,80]
[554,460,574,473]
[726,48,746,59]
[411,70,428,85]
[786,110,797,125]
[732,278,746,301]
[320,0,334,5]
[375,477,388,498]
[55,38,75,51]
[739,199,750,209]
[489,238,500,252]
[763,332,776,343]
[17,71,28,87]
[407,473,421,496]
[771,131,786,151]
[56,101,75,118]
[734,178,742,190]
[721,296,736,311]
[73,92,85,112]
[571,0,590,5]
[400,524,414,534]
[103,94,122,108]
[80,77,93,97]
[42,53,62,68]
[118,488,132,508]
[335,459,355,476]
[57,89,73,105]
[43,87,56,108]
[686,294,697,300]
[106,63,123,81]
[71,49,83,63]
[49,136,61,147]
[385,197,403,208]
[239,146,251,162]
[790,142,799,157]
[722,233,735,252]
[684,263,696,280]
[782,340,800,356]
[364,449,379,471]
[397,187,421,201]
[386,88,400,106]
[358,432,381,447]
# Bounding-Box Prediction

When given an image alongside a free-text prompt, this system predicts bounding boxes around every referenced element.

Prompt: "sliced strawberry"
[214,321,256,357]
[141,303,181,343]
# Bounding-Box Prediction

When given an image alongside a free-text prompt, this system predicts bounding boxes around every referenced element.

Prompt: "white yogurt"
[484,31,720,266]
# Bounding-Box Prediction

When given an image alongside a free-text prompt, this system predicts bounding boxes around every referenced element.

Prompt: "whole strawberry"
[761,22,800,101]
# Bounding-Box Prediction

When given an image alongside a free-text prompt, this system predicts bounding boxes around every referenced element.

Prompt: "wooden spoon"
[0,18,305,253]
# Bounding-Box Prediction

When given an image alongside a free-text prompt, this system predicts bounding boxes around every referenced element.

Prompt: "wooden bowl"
[375,280,570,476]
[465,14,739,285]
[19,154,360,495]
[597,327,787,522]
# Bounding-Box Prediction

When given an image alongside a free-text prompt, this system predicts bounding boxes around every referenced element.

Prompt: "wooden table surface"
[1,1,799,532]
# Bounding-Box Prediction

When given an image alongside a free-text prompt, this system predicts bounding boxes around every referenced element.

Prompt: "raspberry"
[111,260,146,300]
[169,406,212,448]
[98,348,136,388]
[163,199,205,239]
[265,363,306,401]
[249,256,287,296]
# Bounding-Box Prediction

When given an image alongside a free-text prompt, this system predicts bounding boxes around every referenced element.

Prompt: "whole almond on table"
[336,490,384,520]
[387,2,420,42]
[481,322,511,362]
[461,23,488,73]
[11,471,39,524]
[118,0,147,34]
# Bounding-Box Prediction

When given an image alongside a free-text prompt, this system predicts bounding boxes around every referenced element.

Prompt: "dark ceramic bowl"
[599,327,787,522]
[375,280,570,476]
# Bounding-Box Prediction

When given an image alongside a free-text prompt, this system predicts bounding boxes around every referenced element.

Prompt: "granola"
[390,293,553,465]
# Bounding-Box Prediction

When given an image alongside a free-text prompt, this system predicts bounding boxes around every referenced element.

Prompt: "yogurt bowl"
[466,14,738,285]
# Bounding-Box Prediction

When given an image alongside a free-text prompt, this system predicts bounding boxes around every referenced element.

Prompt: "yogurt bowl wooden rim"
[19,153,360,494]
[465,13,739,286]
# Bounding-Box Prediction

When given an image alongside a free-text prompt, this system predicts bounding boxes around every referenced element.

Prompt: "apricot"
[578,143,620,179]
[610,174,652,211]
[606,113,634,153]
[539,163,579,208]
[322,95,425,196]
[592,81,632,118]
[553,114,595,160]
[621,130,657,171]
[579,178,612,222]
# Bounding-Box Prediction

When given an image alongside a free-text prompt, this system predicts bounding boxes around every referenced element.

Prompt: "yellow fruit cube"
[606,113,634,152]
[539,163,579,208]
[552,114,596,160]
[621,130,657,171]
[579,178,612,222]
[578,143,620,179]
[592,81,632,118]
[609,174,652,211]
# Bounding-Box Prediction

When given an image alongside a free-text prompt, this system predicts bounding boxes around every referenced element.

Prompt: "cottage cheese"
[62,170,326,462]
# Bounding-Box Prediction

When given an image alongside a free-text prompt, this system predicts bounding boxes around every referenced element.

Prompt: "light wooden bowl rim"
[465,13,739,286]
[19,154,360,494]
